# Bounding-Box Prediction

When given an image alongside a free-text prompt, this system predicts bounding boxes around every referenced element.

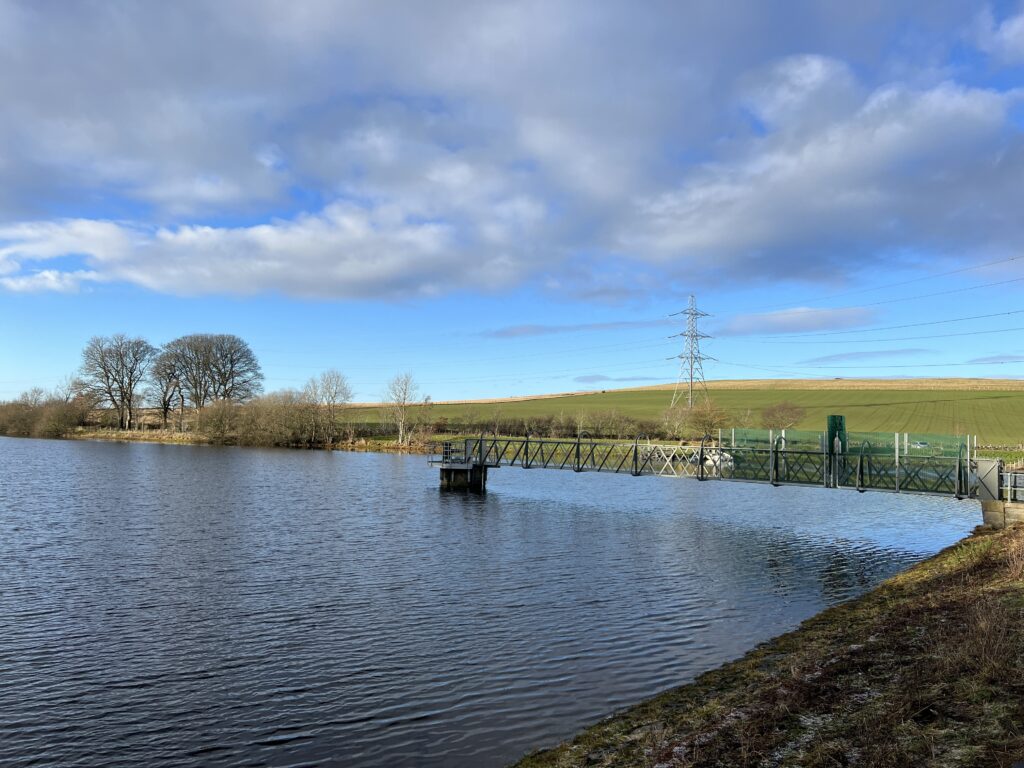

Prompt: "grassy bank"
[514,525,1024,768]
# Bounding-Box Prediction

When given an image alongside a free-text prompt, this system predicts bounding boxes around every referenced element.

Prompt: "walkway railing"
[430,435,977,498]
[1004,472,1024,503]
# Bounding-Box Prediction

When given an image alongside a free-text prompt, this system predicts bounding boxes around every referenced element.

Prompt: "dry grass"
[1006,535,1024,581]
[70,428,209,444]
[514,525,1024,768]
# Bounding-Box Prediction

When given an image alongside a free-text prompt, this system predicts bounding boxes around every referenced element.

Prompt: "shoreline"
[56,429,433,455]
[512,524,1024,767]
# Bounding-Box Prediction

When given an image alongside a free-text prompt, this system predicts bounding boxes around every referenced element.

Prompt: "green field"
[352,382,1024,446]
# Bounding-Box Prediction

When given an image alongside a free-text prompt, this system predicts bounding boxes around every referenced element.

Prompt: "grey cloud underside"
[1,1,1023,298]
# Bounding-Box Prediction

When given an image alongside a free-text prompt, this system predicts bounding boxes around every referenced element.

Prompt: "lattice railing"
[432,437,979,498]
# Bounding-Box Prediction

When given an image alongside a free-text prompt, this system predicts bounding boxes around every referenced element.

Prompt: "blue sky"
[3,1,1024,402]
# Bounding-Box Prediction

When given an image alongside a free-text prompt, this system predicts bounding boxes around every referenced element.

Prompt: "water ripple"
[0,437,975,767]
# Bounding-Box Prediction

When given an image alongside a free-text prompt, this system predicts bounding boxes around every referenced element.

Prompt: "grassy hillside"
[351,379,1024,446]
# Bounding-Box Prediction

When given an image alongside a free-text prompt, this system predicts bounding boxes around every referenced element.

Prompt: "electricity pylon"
[670,295,712,409]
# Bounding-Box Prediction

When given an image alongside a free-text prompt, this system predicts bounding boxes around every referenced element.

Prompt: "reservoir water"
[0,437,976,766]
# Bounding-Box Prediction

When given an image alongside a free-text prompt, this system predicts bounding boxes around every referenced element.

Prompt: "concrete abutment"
[981,500,1024,529]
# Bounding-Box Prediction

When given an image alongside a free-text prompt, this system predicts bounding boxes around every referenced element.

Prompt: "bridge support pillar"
[981,500,1024,529]
[440,465,487,492]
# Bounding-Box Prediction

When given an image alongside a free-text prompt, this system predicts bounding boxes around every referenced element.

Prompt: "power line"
[744,253,1024,314]
[761,324,1024,344]
[716,357,1024,373]
[740,276,1024,335]
[669,295,712,408]
[756,308,1024,339]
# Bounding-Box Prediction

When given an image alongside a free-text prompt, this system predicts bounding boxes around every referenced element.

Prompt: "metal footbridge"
[429,413,1024,510]
[431,434,990,498]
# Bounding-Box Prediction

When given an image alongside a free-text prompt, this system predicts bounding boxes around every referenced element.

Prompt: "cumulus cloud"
[2,2,1024,299]
[618,80,1024,281]
[0,203,537,298]
[716,307,876,336]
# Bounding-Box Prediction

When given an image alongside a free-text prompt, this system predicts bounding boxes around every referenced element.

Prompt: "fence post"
[769,437,777,486]
[632,434,647,476]
[894,431,900,493]
[822,437,828,487]
[955,443,964,499]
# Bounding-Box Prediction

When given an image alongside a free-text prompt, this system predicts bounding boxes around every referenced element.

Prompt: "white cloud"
[975,7,1024,63]
[0,270,101,293]
[743,55,862,130]
[0,201,542,299]
[619,81,1023,279]
[2,2,1024,299]
[0,219,135,275]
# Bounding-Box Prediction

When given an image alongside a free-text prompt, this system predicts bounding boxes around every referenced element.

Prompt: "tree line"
[78,333,264,430]
[0,332,809,446]
[0,332,433,447]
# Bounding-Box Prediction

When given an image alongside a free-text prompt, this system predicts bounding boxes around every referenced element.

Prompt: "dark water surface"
[0,437,976,766]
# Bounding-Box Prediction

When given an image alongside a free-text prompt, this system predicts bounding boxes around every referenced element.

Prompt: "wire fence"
[723,427,971,458]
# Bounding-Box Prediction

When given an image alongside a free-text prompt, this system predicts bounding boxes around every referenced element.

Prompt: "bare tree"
[118,337,157,430]
[149,351,181,429]
[209,334,263,402]
[19,387,46,408]
[79,337,119,423]
[162,333,262,409]
[79,334,156,429]
[162,335,213,409]
[51,374,82,404]
[688,398,729,438]
[304,369,353,447]
[662,397,729,441]
[661,403,689,440]
[761,401,807,430]
[385,373,419,446]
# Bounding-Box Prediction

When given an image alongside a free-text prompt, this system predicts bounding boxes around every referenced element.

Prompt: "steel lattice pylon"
[670,295,712,409]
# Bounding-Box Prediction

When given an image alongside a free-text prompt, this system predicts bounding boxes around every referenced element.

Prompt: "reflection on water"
[0,437,975,767]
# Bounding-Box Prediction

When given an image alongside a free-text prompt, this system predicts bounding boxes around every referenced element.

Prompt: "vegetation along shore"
[3,330,1024,454]
[514,524,1024,768]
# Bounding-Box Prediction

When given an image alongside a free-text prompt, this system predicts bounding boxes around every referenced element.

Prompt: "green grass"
[352,387,1024,446]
